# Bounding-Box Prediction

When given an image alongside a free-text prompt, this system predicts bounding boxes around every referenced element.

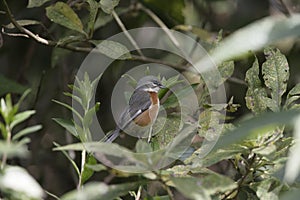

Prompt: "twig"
[112,10,144,57]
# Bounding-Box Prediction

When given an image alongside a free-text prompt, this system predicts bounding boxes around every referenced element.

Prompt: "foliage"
[1,0,300,200]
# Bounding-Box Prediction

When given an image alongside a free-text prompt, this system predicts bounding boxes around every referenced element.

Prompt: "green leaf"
[142,0,185,24]
[0,141,28,158]
[94,7,128,30]
[53,142,80,177]
[10,110,36,129]
[86,0,98,36]
[99,0,120,14]
[61,181,141,200]
[195,14,300,72]
[262,48,289,111]
[0,74,27,96]
[53,118,78,138]
[245,58,268,114]
[213,110,300,150]
[0,166,44,199]
[4,20,41,29]
[46,2,85,34]
[81,155,97,184]
[92,40,132,60]
[27,0,51,8]
[285,83,300,108]
[52,99,83,122]
[284,115,300,183]
[12,125,42,141]
[170,177,211,200]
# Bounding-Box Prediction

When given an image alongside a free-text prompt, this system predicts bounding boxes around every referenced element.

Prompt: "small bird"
[105,76,165,143]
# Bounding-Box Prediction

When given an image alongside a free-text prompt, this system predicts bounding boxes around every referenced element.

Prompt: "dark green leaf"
[92,40,131,60]
[27,0,51,8]
[0,74,27,96]
[46,2,85,34]
[53,118,78,138]
[262,48,289,110]
[99,0,120,14]
[86,0,98,36]
[12,125,42,141]
[81,155,97,184]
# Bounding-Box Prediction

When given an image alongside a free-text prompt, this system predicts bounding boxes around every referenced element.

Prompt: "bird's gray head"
[136,76,165,93]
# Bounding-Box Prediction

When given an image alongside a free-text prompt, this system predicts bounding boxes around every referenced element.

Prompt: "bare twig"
[112,10,144,57]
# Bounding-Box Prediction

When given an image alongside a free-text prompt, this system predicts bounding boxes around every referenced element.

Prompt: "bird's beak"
[159,84,166,89]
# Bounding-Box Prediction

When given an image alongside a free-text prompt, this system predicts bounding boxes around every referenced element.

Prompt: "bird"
[105,76,166,143]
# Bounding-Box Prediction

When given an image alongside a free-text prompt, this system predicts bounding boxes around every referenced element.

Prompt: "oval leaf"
[27,0,51,8]
[92,40,131,60]
[46,2,85,34]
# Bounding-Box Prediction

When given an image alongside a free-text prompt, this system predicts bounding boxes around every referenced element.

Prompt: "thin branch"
[112,10,144,57]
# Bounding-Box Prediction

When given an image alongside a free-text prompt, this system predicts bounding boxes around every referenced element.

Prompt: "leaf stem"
[1,125,11,170]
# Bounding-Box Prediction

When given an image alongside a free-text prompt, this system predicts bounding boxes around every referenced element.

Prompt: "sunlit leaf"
[245,57,268,114]
[262,48,289,111]
[46,2,85,34]
[61,181,141,200]
[0,166,44,199]
[0,141,28,158]
[10,110,36,129]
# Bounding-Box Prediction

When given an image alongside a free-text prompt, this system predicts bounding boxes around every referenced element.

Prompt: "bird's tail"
[104,128,120,143]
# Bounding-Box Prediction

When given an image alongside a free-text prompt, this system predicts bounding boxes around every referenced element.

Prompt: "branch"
[112,10,144,57]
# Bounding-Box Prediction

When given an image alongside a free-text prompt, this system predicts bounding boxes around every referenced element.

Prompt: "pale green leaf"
[194,14,300,73]
[170,177,211,200]
[285,83,300,108]
[0,141,28,158]
[262,48,289,110]
[27,0,51,8]
[61,181,140,200]
[99,0,120,14]
[92,40,131,60]
[46,2,85,34]
[10,110,36,129]
[86,0,98,35]
[4,20,41,29]
[0,166,44,199]
[245,58,268,114]
[12,125,42,141]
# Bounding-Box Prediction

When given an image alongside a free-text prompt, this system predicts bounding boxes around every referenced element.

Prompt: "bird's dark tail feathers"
[105,128,120,143]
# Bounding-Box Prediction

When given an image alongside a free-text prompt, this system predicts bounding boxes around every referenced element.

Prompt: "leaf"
[143,0,185,24]
[245,58,268,114]
[92,40,131,60]
[285,83,300,108]
[0,141,28,158]
[27,0,51,8]
[213,110,300,150]
[53,118,78,138]
[0,166,44,199]
[99,0,120,14]
[169,177,211,200]
[61,181,141,200]
[284,115,300,183]
[86,0,98,36]
[46,2,85,34]
[0,74,27,96]
[81,155,97,184]
[94,7,128,30]
[4,20,41,29]
[10,110,36,129]
[52,99,83,122]
[12,125,42,141]
[262,48,289,110]
[194,14,300,73]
